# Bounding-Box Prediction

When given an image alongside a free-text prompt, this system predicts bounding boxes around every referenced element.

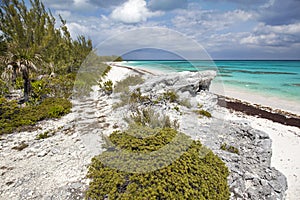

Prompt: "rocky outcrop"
[142,70,216,95]
[109,70,288,200]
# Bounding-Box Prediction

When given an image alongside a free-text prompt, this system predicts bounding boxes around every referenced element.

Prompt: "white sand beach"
[211,82,300,116]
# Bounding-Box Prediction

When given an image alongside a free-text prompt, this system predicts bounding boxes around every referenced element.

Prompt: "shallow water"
[123,60,300,102]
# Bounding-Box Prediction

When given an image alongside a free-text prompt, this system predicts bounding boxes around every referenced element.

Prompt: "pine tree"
[0,0,92,101]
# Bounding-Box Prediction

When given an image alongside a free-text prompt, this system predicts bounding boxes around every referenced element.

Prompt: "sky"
[29,0,300,59]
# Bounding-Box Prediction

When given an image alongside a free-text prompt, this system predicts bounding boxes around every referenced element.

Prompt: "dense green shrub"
[0,97,71,135]
[48,73,76,98]
[0,79,9,97]
[30,79,50,103]
[86,126,230,199]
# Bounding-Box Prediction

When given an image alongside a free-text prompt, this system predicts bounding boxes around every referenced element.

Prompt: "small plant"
[162,90,179,103]
[126,107,177,129]
[102,80,113,94]
[173,106,180,112]
[195,109,212,118]
[114,75,144,93]
[197,103,203,109]
[30,79,50,104]
[0,79,9,97]
[36,131,51,140]
[101,65,112,78]
[220,143,239,154]
[179,98,192,108]
[12,142,29,151]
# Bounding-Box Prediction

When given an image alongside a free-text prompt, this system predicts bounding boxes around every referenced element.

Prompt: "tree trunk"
[12,65,17,84]
[22,67,30,102]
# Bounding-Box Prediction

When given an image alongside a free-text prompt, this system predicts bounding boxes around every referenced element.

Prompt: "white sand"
[211,82,300,115]
[247,116,300,200]
[108,63,300,199]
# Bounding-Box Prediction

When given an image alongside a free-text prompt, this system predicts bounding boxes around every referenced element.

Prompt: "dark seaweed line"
[217,96,300,128]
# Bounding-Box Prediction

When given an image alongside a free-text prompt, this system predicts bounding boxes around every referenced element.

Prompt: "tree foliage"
[0,0,92,100]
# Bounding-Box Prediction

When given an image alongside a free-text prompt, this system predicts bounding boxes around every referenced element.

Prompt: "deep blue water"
[122,60,300,102]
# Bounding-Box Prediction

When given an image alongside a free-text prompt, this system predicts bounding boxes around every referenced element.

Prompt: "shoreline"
[111,62,300,120]
[210,82,300,116]
[108,63,300,198]
[217,95,300,129]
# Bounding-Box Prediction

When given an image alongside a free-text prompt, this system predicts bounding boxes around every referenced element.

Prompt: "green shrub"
[30,79,50,103]
[173,106,180,112]
[109,125,177,153]
[220,143,239,154]
[0,97,71,135]
[86,126,230,199]
[162,90,179,103]
[114,88,150,109]
[102,80,113,94]
[12,141,29,151]
[129,88,147,103]
[0,79,9,97]
[195,109,212,118]
[126,108,175,129]
[101,65,112,78]
[48,73,76,98]
[114,75,144,93]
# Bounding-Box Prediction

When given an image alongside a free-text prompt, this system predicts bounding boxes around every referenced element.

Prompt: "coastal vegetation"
[87,124,230,199]
[0,97,71,135]
[114,75,144,93]
[1,1,230,199]
[0,0,92,134]
[88,77,229,199]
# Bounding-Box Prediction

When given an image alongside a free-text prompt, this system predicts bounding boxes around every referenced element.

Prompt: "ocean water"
[122,60,300,102]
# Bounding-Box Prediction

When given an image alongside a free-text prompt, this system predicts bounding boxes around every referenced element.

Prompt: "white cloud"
[241,23,300,47]
[42,0,96,12]
[55,10,72,19]
[110,0,162,24]
[148,0,187,11]
[172,8,254,36]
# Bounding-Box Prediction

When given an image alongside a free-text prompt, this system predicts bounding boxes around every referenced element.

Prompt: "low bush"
[162,90,179,103]
[220,143,239,154]
[86,126,230,199]
[0,79,9,97]
[126,108,174,129]
[30,79,50,103]
[102,80,113,95]
[114,75,144,93]
[113,88,150,109]
[0,97,71,135]
[195,109,212,118]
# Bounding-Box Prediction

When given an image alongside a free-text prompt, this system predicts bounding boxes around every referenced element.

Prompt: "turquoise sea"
[122,60,300,102]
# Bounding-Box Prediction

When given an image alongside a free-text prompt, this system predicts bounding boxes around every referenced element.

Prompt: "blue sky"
[30,0,300,59]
